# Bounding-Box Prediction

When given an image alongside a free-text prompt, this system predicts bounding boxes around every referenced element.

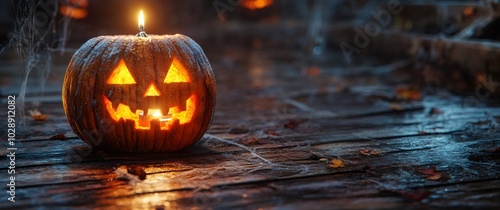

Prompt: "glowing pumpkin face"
[62,34,216,152]
[103,58,197,131]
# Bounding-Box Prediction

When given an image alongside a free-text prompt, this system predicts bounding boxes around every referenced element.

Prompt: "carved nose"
[144,83,161,97]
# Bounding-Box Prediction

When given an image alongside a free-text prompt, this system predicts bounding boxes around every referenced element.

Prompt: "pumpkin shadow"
[65,136,227,166]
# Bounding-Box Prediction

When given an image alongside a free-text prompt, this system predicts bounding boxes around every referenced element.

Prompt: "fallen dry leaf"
[389,103,403,111]
[485,146,500,153]
[397,188,432,201]
[49,134,66,140]
[266,130,280,136]
[115,166,142,185]
[463,6,475,17]
[360,149,370,156]
[418,130,428,135]
[429,107,444,115]
[360,148,381,156]
[241,136,265,145]
[329,158,345,168]
[395,86,422,101]
[427,172,442,181]
[127,166,146,180]
[417,166,438,175]
[416,166,448,181]
[306,66,321,76]
[29,109,48,121]
[371,149,381,155]
[283,119,307,129]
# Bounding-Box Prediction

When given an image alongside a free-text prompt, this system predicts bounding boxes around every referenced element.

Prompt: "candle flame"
[139,10,145,31]
[136,10,148,37]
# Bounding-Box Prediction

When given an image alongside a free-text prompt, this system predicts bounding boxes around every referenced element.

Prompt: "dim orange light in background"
[242,0,274,10]
[59,0,88,19]
[463,6,474,17]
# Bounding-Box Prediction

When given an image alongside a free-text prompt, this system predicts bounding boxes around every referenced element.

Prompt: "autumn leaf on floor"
[395,86,422,101]
[418,130,428,135]
[485,146,500,153]
[429,107,444,115]
[127,166,147,180]
[115,166,145,185]
[241,136,265,145]
[49,134,66,140]
[360,148,381,156]
[29,109,48,121]
[266,130,280,137]
[329,158,345,168]
[427,172,442,181]
[415,166,449,181]
[283,119,307,129]
[416,166,438,175]
[305,66,321,77]
[396,188,432,202]
[389,103,403,111]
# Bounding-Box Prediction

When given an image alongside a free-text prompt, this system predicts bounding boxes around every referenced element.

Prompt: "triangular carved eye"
[164,58,191,83]
[107,59,136,84]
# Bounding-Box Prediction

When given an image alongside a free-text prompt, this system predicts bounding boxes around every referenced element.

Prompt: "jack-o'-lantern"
[62,33,216,152]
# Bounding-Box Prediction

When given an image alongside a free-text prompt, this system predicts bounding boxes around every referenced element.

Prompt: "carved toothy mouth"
[102,94,197,130]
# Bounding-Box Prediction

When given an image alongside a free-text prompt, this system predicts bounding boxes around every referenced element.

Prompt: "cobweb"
[2,0,73,123]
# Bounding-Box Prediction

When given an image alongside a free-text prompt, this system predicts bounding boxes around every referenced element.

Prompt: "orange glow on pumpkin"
[107,59,136,84]
[103,94,198,130]
[164,59,192,83]
[144,84,161,96]
[168,94,197,125]
[242,0,274,10]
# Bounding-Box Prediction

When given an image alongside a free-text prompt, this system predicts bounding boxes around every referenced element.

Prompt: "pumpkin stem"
[136,31,148,37]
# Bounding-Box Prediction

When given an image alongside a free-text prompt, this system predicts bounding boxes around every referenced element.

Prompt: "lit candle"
[137,10,148,37]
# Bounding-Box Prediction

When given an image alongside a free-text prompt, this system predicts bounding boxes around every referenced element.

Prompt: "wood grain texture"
[1,45,500,209]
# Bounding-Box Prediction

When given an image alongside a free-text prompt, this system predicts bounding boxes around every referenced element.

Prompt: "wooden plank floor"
[1,47,499,209]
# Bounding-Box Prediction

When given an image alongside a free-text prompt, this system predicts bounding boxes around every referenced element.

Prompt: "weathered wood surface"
[0,47,499,209]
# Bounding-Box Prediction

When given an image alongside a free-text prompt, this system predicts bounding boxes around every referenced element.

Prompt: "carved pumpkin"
[62,34,216,152]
